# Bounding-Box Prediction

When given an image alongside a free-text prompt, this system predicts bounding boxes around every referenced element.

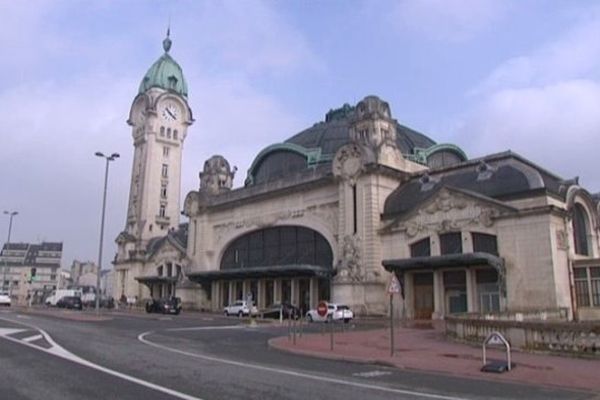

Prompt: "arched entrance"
[189,226,334,313]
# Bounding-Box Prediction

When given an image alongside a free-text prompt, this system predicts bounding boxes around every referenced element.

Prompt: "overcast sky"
[2,0,600,270]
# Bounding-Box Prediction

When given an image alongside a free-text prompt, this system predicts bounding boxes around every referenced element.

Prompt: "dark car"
[146,297,182,315]
[262,303,300,319]
[56,296,83,310]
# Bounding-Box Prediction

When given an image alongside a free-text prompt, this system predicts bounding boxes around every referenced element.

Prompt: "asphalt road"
[0,308,595,400]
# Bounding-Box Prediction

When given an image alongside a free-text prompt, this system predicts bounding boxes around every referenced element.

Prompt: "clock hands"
[166,108,176,119]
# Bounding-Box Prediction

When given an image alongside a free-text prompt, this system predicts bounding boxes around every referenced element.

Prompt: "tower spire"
[163,26,172,53]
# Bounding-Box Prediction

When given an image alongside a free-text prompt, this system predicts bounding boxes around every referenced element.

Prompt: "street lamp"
[95,152,119,312]
[2,210,18,293]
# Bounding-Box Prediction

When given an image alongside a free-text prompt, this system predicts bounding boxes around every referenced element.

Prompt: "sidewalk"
[269,321,600,393]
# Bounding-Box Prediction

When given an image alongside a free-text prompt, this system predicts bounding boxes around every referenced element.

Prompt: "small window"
[167,128,171,139]
[440,232,462,255]
[174,130,178,140]
[410,237,431,257]
[161,184,167,199]
[163,147,169,157]
[162,164,168,178]
[159,204,166,218]
[472,232,498,255]
[160,126,165,136]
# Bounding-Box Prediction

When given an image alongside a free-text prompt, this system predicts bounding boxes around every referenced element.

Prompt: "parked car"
[306,303,354,323]
[145,297,182,315]
[56,296,83,310]
[262,302,300,319]
[223,300,258,317]
[0,292,11,307]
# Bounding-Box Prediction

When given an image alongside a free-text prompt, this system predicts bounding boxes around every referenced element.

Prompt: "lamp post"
[95,152,119,312]
[2,210,18,293]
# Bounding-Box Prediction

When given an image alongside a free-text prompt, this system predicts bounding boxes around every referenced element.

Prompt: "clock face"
[161,102,179,122]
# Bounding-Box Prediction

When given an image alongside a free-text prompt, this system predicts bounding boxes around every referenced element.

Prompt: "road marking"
[138,330,468,400]
[17,315,31,319]
[352,370,392,378]
[0,317,204,400]
[0,328,26,336]
[168,325,247,332]
[22,334,43,342]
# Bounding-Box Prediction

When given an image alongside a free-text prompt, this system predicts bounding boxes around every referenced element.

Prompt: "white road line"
[138,330,468,400]
[22,334,43,343]
[0,328,26,336]
[167,325,247,332]
[0,317,204,400]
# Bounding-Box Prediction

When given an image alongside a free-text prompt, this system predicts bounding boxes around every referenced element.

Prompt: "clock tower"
[123,30,193,243]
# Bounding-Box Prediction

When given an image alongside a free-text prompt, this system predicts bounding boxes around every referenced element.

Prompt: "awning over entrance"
[382,252,506,296]
[135,275,178,287]
[187,264,333,284]
[382,252,504,272]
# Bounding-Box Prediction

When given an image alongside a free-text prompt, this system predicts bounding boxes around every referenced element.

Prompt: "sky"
[2,0,600,270]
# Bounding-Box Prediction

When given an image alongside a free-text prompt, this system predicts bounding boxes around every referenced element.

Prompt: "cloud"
[457,9,600,191]
[472,9,600,95]
[389,0,510,42]
[183,74,305,191]
[0,1,317,270]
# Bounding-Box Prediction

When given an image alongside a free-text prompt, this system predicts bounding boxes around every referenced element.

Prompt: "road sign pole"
[390,294,394,357]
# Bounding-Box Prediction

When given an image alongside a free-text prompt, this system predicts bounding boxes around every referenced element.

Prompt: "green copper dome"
[138,30,188,98]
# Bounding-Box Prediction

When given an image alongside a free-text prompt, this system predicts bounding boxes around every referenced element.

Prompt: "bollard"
[329,315,334,351]
[292,317,297,345]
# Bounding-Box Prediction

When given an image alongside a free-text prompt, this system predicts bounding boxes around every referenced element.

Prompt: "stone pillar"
[291,279,298,306]
[309,278,318,309]
[258,280,265,309]
[433,270,444,319]
[274,279,281,303]
[211,281,218,311]
[466,269,476,313]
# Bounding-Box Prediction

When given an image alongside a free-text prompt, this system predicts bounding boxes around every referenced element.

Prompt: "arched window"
[573,203,590,256]
[220,226,333,270]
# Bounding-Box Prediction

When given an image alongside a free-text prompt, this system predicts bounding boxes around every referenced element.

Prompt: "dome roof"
[138,31,188,98]
[245,96,438,185]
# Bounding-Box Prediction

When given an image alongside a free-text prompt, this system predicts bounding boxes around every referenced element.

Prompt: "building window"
[157,266,163,277]
[476,269,500,312]
[410,237,431,257]
[573,204,590,256]
[161,184,167,199]
[162,164,168,178]
[220,226,333,270]
[167,128,171,139]
[159,204,166,218]
[163,146,169,157]
[574,266,600,307]
[160,126,165,136]
[440,232,462,255]
[173,130,178,140]
[472,232,498,255]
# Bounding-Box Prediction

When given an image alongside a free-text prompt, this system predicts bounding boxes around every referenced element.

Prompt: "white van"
[45,289,82,306]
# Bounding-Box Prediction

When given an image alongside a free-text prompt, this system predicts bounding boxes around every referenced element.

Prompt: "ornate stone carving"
[335,234,363,282]
[424,189,467,214]
[556,229,569,250]
[332,143,364,183]
[213,209,305,242]
[200,155,237,195]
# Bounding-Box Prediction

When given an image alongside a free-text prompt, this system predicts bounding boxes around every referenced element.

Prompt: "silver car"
[223,300,258,317]
[0,292,11,307]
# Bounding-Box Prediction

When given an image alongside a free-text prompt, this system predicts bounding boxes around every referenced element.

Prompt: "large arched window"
[573,204,591,256]
[220,226,333,270]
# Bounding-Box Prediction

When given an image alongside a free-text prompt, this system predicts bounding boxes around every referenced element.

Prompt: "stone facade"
[113,35,600,321]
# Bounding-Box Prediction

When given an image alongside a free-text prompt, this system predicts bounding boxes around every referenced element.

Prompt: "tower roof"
[138,30,188,98]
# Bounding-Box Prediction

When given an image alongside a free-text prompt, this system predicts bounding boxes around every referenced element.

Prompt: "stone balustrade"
[446,312,600,357]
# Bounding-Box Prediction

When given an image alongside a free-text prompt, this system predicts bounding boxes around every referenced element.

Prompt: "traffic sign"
[317,301,328,317]
[388,273,401,294]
